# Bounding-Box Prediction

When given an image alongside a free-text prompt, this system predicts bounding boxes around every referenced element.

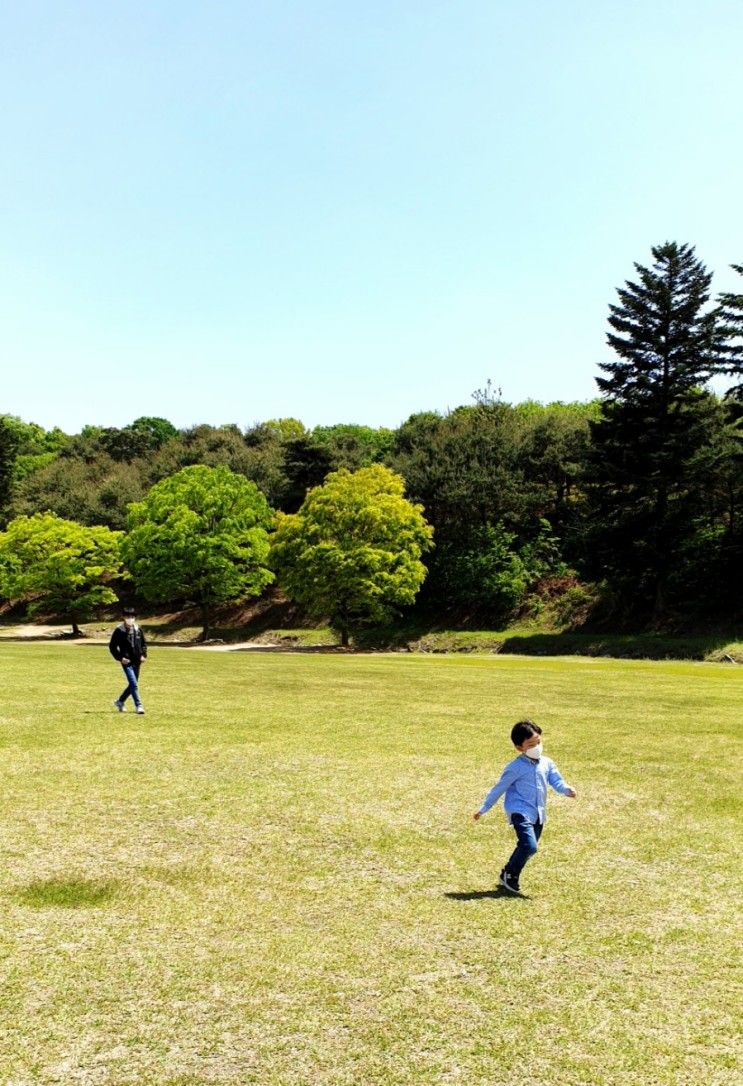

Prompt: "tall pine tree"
[588,242,729,623]
[717,263,743,399]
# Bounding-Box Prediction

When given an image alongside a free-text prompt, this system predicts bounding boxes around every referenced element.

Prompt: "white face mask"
[124,617,136,627]
[524,742,543,760]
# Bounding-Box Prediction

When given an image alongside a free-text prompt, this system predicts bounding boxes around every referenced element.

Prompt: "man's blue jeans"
[505,813,544,879]
[118,663,142,709]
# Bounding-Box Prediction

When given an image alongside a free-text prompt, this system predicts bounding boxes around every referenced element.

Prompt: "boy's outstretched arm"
[547,761,577,798]
[472,763,518,821]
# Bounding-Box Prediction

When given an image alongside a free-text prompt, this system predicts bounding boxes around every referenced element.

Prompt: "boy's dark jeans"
[118,663,142,709]
[505,814,544,880]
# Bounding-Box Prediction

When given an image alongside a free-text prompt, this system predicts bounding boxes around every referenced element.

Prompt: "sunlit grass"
[1,644,741,1084]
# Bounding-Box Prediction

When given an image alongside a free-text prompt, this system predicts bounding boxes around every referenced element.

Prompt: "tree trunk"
[200,601,210,642]
[71,619,82,637]
[340,628,349,648]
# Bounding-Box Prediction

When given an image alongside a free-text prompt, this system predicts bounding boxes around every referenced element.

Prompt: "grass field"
[1,643,741,1085]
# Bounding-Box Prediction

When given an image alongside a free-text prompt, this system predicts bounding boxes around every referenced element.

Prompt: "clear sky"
[2,1,742,433]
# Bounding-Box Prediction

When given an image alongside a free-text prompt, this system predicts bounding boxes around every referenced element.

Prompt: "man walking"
[109,606,147,715]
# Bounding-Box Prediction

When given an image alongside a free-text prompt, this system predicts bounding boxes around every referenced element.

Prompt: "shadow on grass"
[358,624,742,661]
[69,636,346,653]
[14,875,119,908]
[135,596,315,644]
[497,631,738,660]
[225,643,347,654]
[81,710,151,716]
[444,888,530,902]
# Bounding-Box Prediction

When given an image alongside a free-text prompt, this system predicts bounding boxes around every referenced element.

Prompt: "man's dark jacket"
[109,622,148,664]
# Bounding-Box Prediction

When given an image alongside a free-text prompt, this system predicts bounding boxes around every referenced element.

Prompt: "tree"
[0,513,122,635]
[390,404,526,537]
[514,402,597,521]
[54,417,177,465]
[241,422,304,509]
[279,435,333,513]
[270,465,433,646]
[588,242,730,621]
[0,418,20,521]
[717,263,743,399]
[242,421,333,511]
[128,416,178,450]
[663,392,743,621]
[146,424,256,486]
[121,465,274,638]
[10,452,147,530]
[0,415,69,522]
[389,402,550,613]
[311,424,395,471]
[261,417,307,441]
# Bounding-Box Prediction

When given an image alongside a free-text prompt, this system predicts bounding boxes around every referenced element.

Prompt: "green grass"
[1,644,741,1085]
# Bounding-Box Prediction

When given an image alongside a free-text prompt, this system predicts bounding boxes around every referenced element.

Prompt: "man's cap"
[122,606,137,616]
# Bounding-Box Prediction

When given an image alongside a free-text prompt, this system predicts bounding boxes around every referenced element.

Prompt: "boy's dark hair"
[511,719,542,746]
[121,606,137,616]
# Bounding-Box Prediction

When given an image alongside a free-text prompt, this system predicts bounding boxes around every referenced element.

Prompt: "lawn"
[0,643,741,1085]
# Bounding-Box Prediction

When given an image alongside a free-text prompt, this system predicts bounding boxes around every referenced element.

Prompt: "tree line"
[1,242,741,635]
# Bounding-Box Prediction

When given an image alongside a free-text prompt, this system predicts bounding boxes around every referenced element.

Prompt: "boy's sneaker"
[135,706,145,715]
[113,699,126,712]
[499,869,521,894]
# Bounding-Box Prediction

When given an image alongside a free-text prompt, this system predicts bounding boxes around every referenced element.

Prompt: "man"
[109,606,147,715]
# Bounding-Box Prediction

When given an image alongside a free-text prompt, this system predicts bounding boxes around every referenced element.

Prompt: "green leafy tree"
[270,465,433,646]
[0,418,21,521]
[10,453,147,530]
[68,417,179,464]
[242,421,332,511]
[311,424,395,471]
[435,520,569,621]
[0,513,122,634]
[390,404,526,537]
[280,435,333,512]
[262,417,307,441]
[121,465,274,638]
[0,416,70,522]
[389,400,566,612]
[0,416,69,458]
[147,424,255,485]
[241,422,304,509]
[515,402,598,523]
[589,242,731,621]
[128,416,178,449]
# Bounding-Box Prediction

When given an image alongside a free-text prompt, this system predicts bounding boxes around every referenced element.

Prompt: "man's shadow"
[444,888,530,901]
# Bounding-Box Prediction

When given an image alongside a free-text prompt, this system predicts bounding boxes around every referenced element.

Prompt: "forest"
[1,242,742,635]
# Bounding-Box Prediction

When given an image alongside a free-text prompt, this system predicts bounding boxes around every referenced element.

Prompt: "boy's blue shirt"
[478,754,573,824]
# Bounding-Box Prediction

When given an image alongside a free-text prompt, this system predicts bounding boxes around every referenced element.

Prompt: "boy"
[109,606,147,715]
[473,719,576,893]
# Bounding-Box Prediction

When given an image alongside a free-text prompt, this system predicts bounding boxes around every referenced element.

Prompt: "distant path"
[0,624,287,651]
[6,624,71,637]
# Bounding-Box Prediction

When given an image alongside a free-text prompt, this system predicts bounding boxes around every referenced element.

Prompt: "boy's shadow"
[444,888,530,902]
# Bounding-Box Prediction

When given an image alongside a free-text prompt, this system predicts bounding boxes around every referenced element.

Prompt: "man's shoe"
[135,706,145,715]
[499,869,520,894]
[113,699,126,712]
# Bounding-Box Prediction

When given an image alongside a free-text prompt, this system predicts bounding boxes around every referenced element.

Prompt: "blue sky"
[2,1,742,433]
